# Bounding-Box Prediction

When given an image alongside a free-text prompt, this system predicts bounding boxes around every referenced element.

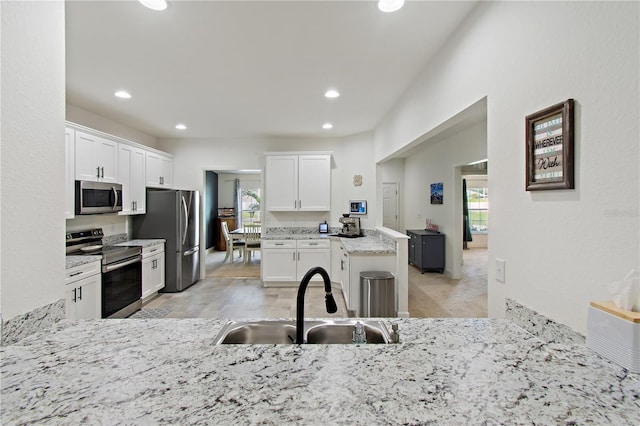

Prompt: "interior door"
[383,182,398,230]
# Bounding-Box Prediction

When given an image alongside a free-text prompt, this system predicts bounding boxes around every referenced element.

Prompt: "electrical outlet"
[496,258,506,283]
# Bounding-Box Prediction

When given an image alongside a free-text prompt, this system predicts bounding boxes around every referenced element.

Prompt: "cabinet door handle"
[96,166,101,179]
[292,252,296,261]
[72,288,77,303]
[78,286,83,301]
[298,252,300,261]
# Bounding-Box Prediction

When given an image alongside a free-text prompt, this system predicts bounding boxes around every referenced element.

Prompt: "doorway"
[382,182,399,231]
[202,169,262,278]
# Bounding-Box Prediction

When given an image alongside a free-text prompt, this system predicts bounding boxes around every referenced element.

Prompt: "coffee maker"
[338,214,362,237]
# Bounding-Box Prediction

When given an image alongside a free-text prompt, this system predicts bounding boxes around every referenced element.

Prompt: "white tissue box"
[587,301,640,373]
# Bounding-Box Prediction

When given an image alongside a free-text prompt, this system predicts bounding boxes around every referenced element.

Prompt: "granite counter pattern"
[114,239,166,248]
[65,255,102,269]
[1,318,638,425]
[263,233,395,255]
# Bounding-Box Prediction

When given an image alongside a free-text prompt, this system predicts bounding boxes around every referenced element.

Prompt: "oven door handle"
[102,255,142,273]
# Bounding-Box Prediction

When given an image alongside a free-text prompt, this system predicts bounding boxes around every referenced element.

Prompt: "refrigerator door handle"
[181,195,189,246]
[184,247,198,256]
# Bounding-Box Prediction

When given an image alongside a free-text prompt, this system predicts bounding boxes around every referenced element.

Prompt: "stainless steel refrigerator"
[132,189,200,292]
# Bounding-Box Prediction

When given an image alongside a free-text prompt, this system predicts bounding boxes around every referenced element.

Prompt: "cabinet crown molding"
[66,121,174,158]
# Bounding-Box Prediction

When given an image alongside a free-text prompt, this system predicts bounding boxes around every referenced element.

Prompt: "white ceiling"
[65,0,478,140]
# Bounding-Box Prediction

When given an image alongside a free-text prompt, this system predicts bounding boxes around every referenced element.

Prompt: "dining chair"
[243,224,261,264]
[221,221,244,262]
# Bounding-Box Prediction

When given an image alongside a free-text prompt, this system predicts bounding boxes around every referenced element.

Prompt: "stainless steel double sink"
[213,319,392,344]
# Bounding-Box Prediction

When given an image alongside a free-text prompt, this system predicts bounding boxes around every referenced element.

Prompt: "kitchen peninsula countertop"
[263,233,396,255]
[1,318,638,424]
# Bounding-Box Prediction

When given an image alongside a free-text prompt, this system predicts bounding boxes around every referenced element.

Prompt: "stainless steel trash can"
[359,271,395,317]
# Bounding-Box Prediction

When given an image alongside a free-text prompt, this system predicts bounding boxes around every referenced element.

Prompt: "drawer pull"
[69,271,83,277]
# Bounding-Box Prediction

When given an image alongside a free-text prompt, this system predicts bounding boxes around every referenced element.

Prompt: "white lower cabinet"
[337,243,396,316]
[65,261,101,319]
[262,239,330,284]
[142,243,165,300]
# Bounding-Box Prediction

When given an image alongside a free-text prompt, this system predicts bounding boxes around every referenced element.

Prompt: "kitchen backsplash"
[103,233,128,245]
[505,298,585,345]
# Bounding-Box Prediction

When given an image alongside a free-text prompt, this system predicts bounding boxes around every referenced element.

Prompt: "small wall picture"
[430,182,443,204]
[349,200,367,215]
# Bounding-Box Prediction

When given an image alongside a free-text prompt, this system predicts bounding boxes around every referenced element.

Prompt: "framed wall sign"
[525,99,575,190]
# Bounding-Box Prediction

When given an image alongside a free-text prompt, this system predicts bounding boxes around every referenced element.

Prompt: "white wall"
[374,1,639,334]
[66,104,158,150]
[332,132,377,230]
[1,1,66,319]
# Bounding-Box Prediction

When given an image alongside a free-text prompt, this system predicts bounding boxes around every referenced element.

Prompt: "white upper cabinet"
[146,151,174,188]
[65,127,75,219]
[265,155,298,211]
[265,154,330,211]
[74,130,119,183]
[298,155,331,211]
[118,144,146,215]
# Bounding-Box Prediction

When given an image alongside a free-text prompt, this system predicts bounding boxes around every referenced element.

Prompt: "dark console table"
[406,229,445,273]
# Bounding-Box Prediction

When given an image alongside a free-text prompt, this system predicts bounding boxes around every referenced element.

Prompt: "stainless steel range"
[66,228,142,318]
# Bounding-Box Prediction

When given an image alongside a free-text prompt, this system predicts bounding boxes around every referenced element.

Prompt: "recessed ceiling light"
[114,91,131,99]
[139,0,168,11]
[175,124,187,130]
[378,0,404,13]
[322,123,333,130]
[324,89,340,99]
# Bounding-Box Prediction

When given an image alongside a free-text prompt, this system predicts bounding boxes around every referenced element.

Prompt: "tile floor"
[132,248,487,319]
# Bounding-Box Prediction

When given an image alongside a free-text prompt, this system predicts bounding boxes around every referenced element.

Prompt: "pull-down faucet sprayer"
[296,267,337,344]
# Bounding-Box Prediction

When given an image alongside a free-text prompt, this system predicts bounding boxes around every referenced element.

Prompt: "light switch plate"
[496,258,506,283]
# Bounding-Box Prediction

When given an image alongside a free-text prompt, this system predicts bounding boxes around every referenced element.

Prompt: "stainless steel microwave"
[75,181,123,215]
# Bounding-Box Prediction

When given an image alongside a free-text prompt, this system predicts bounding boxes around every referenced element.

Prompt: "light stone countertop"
[65,240,165,269]
[263,233,396,255]
[113,239,166,248]
[65,255,102,269]
[1,318,638,425]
